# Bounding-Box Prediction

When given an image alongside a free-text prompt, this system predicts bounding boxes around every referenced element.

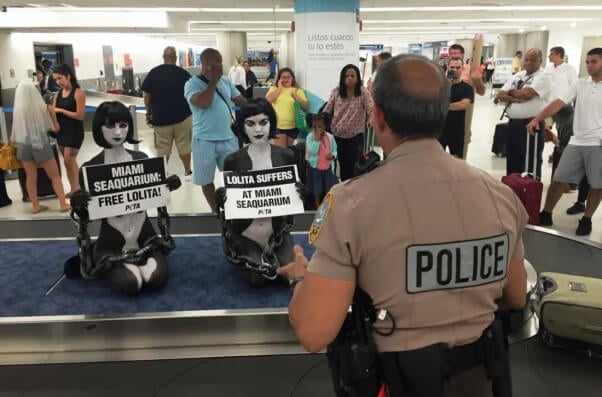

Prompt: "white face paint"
[102,122,129,147]
[244,113,270,145]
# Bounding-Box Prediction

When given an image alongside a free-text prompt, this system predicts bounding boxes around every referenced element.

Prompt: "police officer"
[278,54,528,396]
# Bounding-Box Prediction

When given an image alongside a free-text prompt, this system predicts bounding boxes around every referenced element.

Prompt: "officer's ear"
[371,105,387,135]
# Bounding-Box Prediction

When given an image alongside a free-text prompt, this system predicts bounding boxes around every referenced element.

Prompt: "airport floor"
[1,88,600,243]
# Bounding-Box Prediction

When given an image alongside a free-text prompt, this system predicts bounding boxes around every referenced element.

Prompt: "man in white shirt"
[228,56,247,96]
[498,48,552,177]
[527,47,602,236]
[546,46,587,213]
[546,46,578,146]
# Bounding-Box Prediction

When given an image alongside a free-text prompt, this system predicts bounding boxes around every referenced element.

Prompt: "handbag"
[294,91,309,133]
[0,142,22,170]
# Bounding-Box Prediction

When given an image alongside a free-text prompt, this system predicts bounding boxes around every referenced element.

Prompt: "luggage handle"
[524,127,539,180]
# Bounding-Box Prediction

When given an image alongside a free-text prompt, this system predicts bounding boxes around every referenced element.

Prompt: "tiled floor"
[1,88,600,243]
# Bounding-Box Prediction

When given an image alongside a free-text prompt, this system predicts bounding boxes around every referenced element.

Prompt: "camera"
[446,69,455,80]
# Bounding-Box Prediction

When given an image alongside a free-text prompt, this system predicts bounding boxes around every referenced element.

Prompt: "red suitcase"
[501,131,543,225]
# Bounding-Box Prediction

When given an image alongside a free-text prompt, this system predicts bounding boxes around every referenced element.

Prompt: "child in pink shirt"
[305,113,338,207]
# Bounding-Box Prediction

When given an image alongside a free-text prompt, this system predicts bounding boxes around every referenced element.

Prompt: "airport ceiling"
[3,0,602,48]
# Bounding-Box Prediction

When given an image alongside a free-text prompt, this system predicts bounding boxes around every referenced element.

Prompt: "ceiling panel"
[2,0,602,50]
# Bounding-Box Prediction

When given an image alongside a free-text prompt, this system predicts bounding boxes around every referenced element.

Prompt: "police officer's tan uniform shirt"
[308,140,528,352]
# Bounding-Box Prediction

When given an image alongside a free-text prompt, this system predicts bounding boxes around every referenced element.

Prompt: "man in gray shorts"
[527,47,602,236]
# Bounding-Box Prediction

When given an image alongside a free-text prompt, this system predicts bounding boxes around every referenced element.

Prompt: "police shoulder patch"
[308,191,333,244]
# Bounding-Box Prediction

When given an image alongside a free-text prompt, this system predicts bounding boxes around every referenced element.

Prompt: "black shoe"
[576,217,592,236]
[539,211,553,226]
[0,199,11,208]
[566,202,585,215]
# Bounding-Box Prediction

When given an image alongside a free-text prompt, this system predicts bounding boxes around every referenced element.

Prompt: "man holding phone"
[439,57,475,158]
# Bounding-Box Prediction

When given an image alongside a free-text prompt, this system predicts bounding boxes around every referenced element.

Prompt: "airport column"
[294,0,360,112]
[216,32,248,75]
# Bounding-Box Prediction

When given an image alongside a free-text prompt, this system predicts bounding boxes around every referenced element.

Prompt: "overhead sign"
[222,165,304,220]
[82,157,169,220]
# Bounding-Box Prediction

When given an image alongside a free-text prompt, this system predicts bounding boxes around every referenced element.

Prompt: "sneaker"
[184,171,193,181]
[539,211,553,226]
[566,202,585,215]
[576,217,592,236]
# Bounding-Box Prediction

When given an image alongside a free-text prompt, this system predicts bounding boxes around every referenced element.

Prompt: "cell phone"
[446,69,455,80]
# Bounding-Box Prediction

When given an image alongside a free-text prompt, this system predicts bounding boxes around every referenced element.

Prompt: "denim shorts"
[192,136,239,185]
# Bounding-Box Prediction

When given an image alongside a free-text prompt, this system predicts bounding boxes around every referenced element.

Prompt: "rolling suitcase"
[491,122,508,157]
[534,272,602,357]
[18,144,61,201]
[501,131,543,225]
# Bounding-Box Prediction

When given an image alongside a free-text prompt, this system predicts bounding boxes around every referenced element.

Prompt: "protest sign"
[223,165,304,220]
[82,157,169,220]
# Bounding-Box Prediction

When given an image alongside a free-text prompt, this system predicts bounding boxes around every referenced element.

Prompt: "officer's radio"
[326,287,382,397]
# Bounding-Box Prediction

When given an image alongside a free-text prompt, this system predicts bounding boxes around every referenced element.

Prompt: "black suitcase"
[18,144,61,201]
[492,122,508,157]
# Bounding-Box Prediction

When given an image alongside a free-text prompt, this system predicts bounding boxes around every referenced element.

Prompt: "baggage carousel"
[1,214,602,396]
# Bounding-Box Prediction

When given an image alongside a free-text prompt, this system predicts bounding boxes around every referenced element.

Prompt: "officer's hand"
[70,190,91,210]
[276,244,308,281]
[526,118,540,135]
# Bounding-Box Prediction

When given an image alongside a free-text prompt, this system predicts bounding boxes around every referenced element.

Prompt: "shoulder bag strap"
[500,74,535,120]
[199,75,235,123]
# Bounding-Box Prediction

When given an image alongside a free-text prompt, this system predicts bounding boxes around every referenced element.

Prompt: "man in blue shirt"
[185,48,246,213]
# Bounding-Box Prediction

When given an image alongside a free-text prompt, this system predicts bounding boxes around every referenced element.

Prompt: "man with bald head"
[278,54,527,396]
[143,46,193,179]
[498,48,552,177]
[185,48,246,212]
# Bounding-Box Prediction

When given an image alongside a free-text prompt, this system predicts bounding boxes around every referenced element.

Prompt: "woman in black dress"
[51,64,86,195]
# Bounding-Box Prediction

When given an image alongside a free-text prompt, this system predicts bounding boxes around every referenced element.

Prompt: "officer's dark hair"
[373,54,450,140]
[449,44,465,55]
[52,64,80,89]
[550,46,565,58]
[338,64,362,98]
[92,101,139,148]
[515,50,523,56]
[377,52,392,61]
[587,47,602,57]
[236,98,278,143]
[200,48,221,64]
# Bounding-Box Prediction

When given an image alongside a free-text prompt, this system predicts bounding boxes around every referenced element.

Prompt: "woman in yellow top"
[265,67,308,148]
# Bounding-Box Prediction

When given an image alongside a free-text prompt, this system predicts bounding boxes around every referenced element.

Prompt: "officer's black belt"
[380,334,486,380]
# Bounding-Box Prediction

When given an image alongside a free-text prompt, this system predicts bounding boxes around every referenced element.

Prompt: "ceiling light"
[360,6,602,12]
[196,8,293,13]
[189,28,289,32]
[540,26,547,30]
[188,20,290,24]
[362,18,595,23]
[519,28,525,33]
[570,22,577,27]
